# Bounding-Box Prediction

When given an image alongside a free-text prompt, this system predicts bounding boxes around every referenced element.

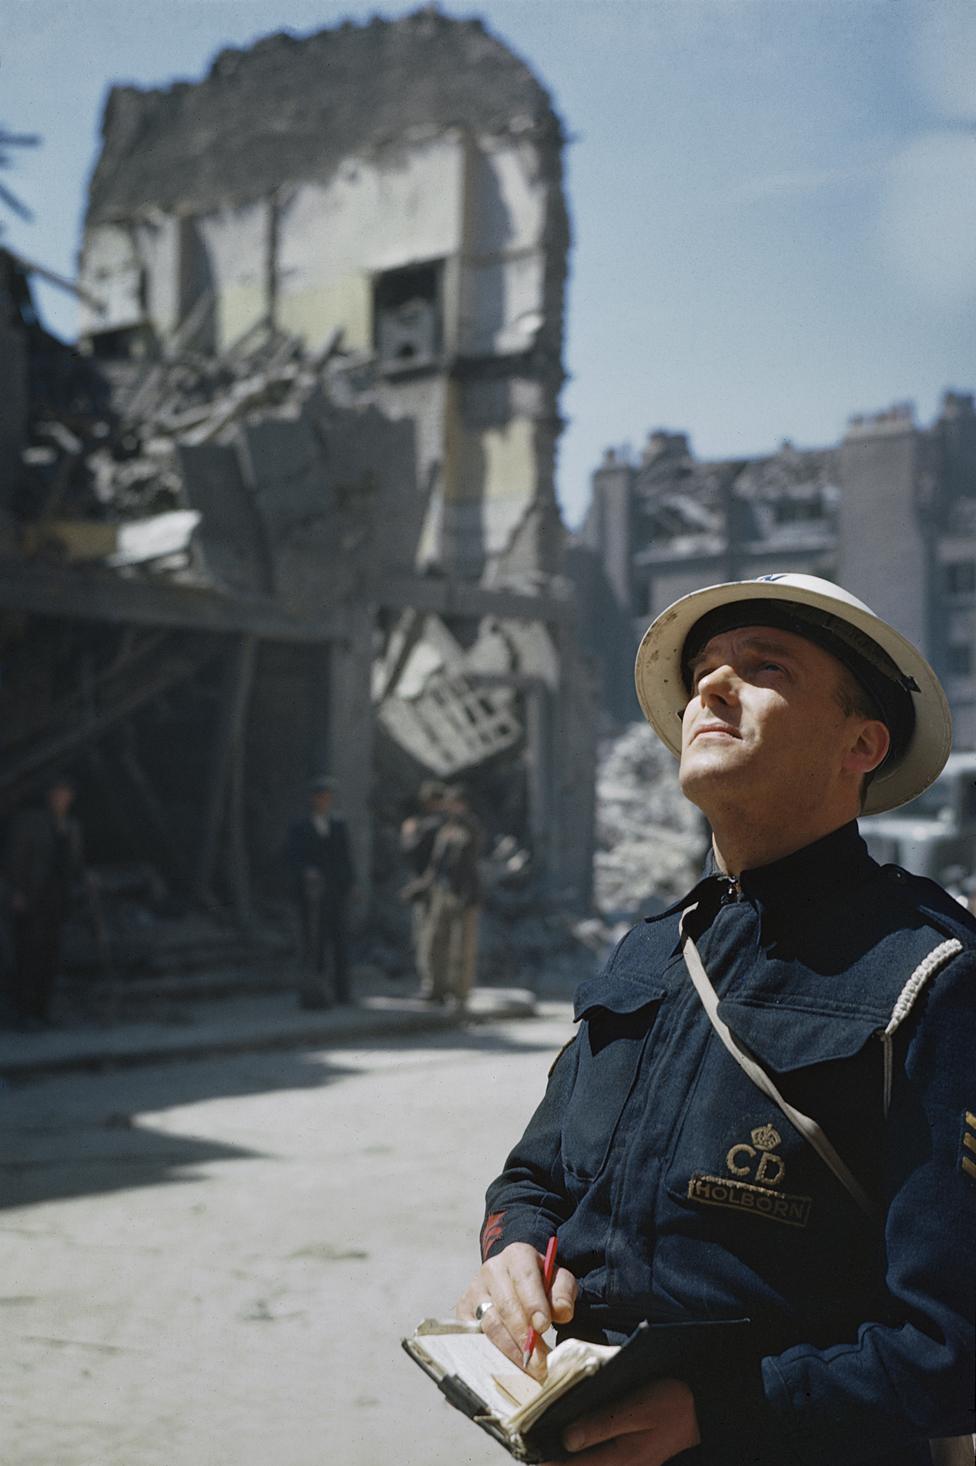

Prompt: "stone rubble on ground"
[474,720,706,993]
[593,720,705,920]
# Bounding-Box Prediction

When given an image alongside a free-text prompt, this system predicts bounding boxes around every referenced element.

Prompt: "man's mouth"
[692,723,740,742]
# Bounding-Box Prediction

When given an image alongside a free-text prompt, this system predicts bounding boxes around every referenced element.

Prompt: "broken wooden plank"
[0,557,345,641]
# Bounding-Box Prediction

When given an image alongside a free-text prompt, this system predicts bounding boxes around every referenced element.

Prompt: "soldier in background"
[2,773,86,1029]
[424,784,482,1010]
[399,779,446,998]
[286,776,356,1008]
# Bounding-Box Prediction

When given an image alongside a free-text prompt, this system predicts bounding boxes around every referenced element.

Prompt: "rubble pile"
[14,323,338,572]
[100,327,315,463]
[469,720,704,990]
[594,721,704,918]
[628,431,839,558]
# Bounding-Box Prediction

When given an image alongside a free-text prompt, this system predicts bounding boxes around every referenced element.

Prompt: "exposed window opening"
[373,261,442,370]
[87,324,152,362]
[773,496,826,525]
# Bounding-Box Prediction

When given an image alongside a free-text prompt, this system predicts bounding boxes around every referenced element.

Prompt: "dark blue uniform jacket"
[482,823,976,1465]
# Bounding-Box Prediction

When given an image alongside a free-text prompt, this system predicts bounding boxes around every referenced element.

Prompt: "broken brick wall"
[78,9,570,588]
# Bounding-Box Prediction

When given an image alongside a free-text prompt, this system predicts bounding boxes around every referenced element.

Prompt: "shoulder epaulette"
[881,864,976,949]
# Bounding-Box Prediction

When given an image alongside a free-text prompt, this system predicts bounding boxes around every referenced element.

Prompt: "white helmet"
[633,572,951,815]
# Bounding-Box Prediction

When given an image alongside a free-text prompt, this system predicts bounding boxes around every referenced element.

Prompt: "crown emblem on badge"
[751,1124,781,1152]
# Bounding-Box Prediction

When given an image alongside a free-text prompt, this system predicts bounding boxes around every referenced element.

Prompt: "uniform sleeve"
[480,1038,580,1261]
[697,952,976,1464]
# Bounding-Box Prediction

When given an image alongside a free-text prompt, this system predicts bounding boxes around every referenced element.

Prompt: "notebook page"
[414,1330,542,1424]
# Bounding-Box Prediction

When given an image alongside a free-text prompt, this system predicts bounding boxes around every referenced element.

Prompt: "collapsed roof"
[631,433,839,558]
[87,7,562,224]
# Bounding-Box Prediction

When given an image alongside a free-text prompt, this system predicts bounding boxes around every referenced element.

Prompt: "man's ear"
[844,719,890,777]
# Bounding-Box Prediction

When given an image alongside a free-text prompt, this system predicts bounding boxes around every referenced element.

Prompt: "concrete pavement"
[0,1008,576,1466]
[0,967,538,1081]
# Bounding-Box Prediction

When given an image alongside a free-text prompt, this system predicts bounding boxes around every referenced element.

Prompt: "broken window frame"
[372,258,444,374]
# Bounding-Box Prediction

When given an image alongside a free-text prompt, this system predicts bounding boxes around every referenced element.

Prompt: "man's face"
[678,625,867,817]
[311,789,334,818]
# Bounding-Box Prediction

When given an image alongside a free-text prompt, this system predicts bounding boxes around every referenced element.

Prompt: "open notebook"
[403,1315,751,1462]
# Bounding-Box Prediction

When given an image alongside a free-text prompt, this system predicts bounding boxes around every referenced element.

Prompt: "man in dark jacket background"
[2,773,86,1029]
[287,776,356,1008]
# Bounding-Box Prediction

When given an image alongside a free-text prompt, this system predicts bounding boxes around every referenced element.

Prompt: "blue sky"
[2,0,974,524]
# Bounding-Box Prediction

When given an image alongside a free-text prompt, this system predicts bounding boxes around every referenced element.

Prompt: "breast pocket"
[561,981,665,1183]
[665,1000,885,1236]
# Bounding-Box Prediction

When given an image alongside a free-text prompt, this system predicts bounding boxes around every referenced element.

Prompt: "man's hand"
[456,1242,578,1381]
[545,1377,700,1465]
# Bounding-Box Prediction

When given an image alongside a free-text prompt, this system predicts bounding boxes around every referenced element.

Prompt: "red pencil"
[522,1234,559,1369]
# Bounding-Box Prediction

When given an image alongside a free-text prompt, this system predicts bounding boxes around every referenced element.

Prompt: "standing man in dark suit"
[287,776,356,1008]
[2,773,86,1029]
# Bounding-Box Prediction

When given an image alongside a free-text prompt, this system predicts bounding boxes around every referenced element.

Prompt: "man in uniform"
[286,775,356,1007]
[456,575,975,1466]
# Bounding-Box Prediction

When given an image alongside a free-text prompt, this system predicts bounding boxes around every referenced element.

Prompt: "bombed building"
[572,430,839,718]
[0,9,596,977]
[574,394,976,739]
[77,9,569,582]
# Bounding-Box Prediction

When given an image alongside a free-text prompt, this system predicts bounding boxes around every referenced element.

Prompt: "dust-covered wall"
[76,10,570,586]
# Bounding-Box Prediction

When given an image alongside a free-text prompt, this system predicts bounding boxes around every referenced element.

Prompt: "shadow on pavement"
[0,1022,565,1214]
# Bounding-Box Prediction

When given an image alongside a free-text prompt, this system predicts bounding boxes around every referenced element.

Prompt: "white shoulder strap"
[679,908,877,1219]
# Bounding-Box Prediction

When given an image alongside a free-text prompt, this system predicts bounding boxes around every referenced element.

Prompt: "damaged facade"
[77,9,568,585]
[0,9,596,971]
[574,394,976,741]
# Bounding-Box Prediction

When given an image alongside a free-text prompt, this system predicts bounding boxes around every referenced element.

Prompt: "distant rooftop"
[87,6,561,224]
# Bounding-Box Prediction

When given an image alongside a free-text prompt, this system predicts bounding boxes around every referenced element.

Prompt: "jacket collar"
[711,820,873,906]
[655,820,876,925]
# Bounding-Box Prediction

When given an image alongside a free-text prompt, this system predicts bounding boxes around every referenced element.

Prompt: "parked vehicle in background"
[861,751,976,902]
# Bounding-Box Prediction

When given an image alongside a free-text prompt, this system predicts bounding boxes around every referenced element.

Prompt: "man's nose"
[696,663,739,704]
